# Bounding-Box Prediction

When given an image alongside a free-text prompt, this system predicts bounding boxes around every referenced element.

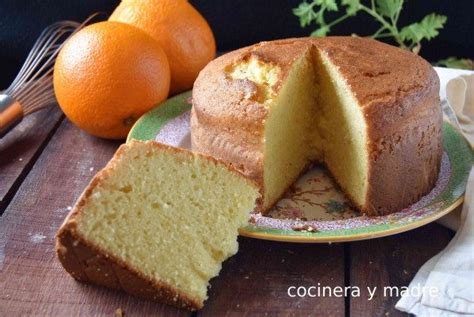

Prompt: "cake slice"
[56,141,259,310]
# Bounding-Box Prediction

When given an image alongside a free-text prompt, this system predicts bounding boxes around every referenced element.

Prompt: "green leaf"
[342,0,361,15]
[293,1,318,27]
[321,0,339,11]
[311,25,330,37]
[315,11,326,25]
[376,0,403,19]
[399,25,419,42]
[435,57,474,70]
[400,13,447,43]
[421,13,447,39]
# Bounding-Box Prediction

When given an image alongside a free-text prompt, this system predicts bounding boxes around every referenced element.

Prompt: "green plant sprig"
[435,57,474,70]
[293,0,447,54]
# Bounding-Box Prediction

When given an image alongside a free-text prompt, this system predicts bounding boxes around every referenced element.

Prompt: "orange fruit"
[110,0,216,94]
[54,21,170,139]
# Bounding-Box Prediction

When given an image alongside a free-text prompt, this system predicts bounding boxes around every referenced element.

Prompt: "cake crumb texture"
[56,141,259,310]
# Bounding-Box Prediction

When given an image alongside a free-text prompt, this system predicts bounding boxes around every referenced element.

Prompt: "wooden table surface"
[0,108,455,317]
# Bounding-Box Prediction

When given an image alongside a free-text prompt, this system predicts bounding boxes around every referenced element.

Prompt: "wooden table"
[0,108,455,316]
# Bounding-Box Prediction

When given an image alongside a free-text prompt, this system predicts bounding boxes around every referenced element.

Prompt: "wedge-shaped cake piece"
[56,141,259,310]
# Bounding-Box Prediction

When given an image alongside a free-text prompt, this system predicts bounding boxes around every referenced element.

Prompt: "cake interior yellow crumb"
[315,52,369,205]
[228,49,369,209]
[261,51,318,210]
[74,142,258,306]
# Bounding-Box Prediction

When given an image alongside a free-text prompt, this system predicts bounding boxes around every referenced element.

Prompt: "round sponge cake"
[191,37,442,216]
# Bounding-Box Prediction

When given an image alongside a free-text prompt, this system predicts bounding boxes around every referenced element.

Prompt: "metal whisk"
[0,20,84,138]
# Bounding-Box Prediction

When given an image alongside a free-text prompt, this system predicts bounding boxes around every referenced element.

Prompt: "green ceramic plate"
[128,91,473,243]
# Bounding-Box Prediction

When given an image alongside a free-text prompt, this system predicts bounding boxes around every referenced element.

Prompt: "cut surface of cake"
[56,141,259,310]
[191,37,442,215]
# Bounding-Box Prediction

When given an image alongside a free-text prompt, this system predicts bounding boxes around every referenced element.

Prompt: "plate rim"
[238,197,463,243]
[128,91,473,243]
[126,91,192,144]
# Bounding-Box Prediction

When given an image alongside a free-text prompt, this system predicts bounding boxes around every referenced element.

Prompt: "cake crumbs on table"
[291,224,318,232]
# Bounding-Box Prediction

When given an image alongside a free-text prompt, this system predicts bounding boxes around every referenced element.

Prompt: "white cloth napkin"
[442,73,474,145]
[437,70,474,231]
[396,70,474,316]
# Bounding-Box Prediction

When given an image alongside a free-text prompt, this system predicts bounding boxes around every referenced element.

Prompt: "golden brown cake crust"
[56,141,259,311]
[191,36,442,215]
[314,37,442,214]
[56,220,202,311]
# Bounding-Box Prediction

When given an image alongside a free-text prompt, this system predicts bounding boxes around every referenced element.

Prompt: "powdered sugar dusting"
[155,111,191,149]
[249,152,451,231]
[29,232,47,243]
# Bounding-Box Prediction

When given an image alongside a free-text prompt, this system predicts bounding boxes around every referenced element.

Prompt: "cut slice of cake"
[56,141,259,310]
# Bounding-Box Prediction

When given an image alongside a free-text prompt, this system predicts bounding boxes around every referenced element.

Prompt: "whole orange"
[109,0,216,94]
[54,21,170,139]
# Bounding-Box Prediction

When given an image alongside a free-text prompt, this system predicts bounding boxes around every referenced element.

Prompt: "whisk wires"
[4,17,95,116]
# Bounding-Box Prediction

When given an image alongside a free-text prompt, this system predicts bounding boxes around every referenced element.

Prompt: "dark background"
[1,0,473,89]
